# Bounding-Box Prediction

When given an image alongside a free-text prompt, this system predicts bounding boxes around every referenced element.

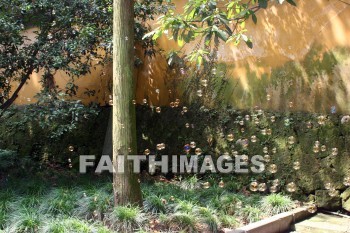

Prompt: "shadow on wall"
[13,0,350,112]
[219,44,350,114]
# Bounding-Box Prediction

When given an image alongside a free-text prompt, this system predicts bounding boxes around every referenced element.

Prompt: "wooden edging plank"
[223,207,314,233]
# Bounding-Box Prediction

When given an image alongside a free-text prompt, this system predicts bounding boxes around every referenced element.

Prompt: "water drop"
[201,79,208,87]
[293,161,300,170]
[227,134,234,142]
[331,148,338,156]
[307,204,317,213]
[184,144,191,153]
[263,147,268,154]
[271,116,276,122]
[268,164,278,173]
[202,182,210,189]
[251,135,257,143]
[266,94,271,101]
[190,141,196,148]
[258,183,267,192]
[249,181,259,192]
[264,154,271,162]
[68,145,74,152]
[317,115,326,125]
[288,136,295,145]
[328,188,339,197]
[270,185,278,193]
[286,182,297,193]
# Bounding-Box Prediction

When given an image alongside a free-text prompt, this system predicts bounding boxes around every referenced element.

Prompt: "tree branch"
[0,47,39,113]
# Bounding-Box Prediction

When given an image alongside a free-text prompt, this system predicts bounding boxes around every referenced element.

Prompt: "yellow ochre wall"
[14,0,350,113]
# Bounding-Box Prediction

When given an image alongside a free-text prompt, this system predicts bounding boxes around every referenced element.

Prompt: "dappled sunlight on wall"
[11,0,350,113]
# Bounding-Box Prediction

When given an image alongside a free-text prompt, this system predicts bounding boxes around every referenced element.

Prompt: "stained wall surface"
[13,0,350,113]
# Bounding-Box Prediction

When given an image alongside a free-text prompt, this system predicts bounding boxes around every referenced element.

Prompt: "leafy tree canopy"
[0,0,172,112]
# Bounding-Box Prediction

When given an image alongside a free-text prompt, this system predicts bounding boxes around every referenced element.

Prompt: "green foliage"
[143,195,168,214]
[40,188,79,215]
[75,188,113,220]
[7,208,42,233]
[167,212,198,231]
[145,0,296,67]
[219,214,238,228]
[0,0,172,111]
[0,149,17,170]
[260,194,295,216]
[195,207,220,232]
[0,107,110,170]
[179,175,201,190]
[238,205,262,223]
[106,205,146,232]
[219,194,243,215]
[171,200,198,214]
[42,217,93,233]
[0,209,7,229]
[25,93,100,139]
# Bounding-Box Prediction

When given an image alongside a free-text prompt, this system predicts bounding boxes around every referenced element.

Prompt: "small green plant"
[260,194,295,216]
[179,176,200,190]
[224,181,241,192]
[75,189,112,220]
[94,224,113,233]
[171,200,198,213]
[9,196,41,210]
[0,190,13,213]
[143,195,168,214]
[40,188,79,215]
[42,217,93,233]
[219,194,243,215]
[238,205,262,223]
[167,212,198,232]
[195,207,220,233]
[106,205,146,232]
[0,209,6,229]
[0,150,17,170]
[219,214,238,228]
[7,208,42,233]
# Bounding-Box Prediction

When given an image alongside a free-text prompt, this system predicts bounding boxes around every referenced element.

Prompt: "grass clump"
[143,195,168,214]
[42,217,93,233]
[40,188,79,215]
[167,212,198,232]
[0,209,7,230]
[219,214,238,228]
[219,194,243,215]
[7,208,42,233]
[179,176,200,190]
[75,189,112,220]
[238,205,262,223]
[171,200,197,213]
[195,207,220,233]
[260,193,295,216]
[106,205,146,232]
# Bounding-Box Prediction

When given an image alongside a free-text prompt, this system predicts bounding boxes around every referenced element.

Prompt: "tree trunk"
[112,0,142,206]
